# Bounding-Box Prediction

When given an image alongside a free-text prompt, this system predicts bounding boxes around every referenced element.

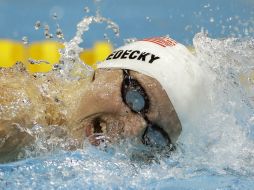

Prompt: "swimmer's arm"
[0,122,34,163]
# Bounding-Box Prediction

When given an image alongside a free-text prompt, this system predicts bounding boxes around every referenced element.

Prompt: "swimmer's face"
[73,69,181,147]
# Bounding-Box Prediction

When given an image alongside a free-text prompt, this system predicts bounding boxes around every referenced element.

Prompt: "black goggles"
[121,69,173,148]
[121,69,149,115]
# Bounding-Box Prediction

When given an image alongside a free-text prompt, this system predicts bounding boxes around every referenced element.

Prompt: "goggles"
[121,69,174,149]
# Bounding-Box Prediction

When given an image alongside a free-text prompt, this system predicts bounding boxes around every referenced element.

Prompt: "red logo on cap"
[141,37,177,47]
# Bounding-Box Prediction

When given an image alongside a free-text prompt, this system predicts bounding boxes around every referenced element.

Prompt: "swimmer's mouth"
[84,116,111,146]
[83,114,173,149]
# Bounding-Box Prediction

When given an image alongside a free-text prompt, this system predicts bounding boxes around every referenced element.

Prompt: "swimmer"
[0,36,204,162]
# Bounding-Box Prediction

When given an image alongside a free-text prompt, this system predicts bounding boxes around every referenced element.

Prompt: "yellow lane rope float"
[0,40,26,68]
[27,41,64,73]
[0,40,113,73]
[1,40,251,97]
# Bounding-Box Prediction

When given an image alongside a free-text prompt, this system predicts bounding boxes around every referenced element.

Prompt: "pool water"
[1,1,254,189]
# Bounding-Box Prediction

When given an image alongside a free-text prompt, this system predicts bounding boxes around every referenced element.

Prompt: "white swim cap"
[98,37,205,123]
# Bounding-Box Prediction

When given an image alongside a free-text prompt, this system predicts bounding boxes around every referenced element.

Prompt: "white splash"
[58,14,119,80]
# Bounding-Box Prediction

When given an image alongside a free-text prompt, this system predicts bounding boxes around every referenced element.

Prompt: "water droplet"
[204,3,210,8]
[103,33,110,43]
[59,15,119,80]
[46,33,53,39]
[22,36,29,44]
[44,24,49,32]
[227,17,233,22]
[56,27,64,40]
[184,25,192,31]
[146,16,152,22]
[244,28,249,35]
[124,38,137,45]
[105,19,120,37]
[44,24,53,39]
[84,7,90,13]
[52,12,58,20]
[45,32,53,39]
[28,58,50,64]
[28,58,36,64]
[34,21,41,30]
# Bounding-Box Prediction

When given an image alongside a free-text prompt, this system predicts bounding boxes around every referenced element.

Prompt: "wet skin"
[0,68,181,162]
[72,69,181,146]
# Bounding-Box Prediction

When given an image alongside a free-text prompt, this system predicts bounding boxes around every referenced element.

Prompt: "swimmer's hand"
[0,121,34,163]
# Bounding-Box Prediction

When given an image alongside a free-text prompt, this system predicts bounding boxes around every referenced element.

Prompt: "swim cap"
[98,37,205,123]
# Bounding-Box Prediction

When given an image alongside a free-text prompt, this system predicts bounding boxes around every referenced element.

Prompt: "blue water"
[1,0,254,189]
[1,149,254,190]
[0,0,253,46]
